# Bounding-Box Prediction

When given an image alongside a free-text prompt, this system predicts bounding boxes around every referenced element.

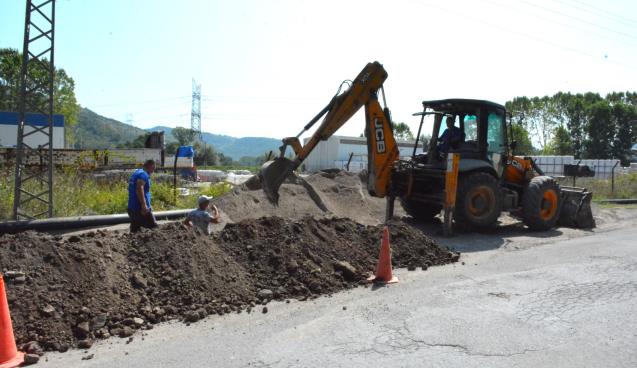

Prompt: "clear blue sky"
[1,0,636,139]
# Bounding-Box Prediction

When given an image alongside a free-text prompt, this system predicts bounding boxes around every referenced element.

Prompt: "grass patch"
[557,173,637,200]
[0,166,232,220]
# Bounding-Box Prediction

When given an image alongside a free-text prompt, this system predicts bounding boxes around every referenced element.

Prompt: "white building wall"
[303,135,423,173]
[0,124,65,149]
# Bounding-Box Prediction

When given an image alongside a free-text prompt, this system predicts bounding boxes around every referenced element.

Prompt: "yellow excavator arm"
[259,61,399,202]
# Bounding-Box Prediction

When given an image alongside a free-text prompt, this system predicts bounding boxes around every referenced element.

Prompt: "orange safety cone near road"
[367,226,399,284]
[0,275,24,368]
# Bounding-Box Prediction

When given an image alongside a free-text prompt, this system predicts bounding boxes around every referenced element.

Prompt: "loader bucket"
[259,157,297,204]
[558,186,595,228]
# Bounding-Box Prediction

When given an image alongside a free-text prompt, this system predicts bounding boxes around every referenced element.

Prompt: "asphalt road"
[39,209,637,368]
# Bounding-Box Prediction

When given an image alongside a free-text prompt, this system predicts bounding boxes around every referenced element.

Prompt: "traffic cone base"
[367,274,399,284]
[0,275,25,368]
[0,352,24,368]
[367,226,399,285]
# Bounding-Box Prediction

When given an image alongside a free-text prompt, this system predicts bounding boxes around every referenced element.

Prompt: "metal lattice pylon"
[12,0,56,220]
[190,78,201,139]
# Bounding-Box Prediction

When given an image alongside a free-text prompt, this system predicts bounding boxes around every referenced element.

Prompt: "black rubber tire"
[399,198,441,222]
[522,176,561,231]
[455,172,502,230]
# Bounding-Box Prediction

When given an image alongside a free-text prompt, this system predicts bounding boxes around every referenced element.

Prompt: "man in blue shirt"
[127,159,158,232]
[437,116,465,155]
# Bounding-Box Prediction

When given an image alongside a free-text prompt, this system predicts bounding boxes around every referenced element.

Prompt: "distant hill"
[72,108,147,149]
[70,108,281,159]
[148,125,281,160]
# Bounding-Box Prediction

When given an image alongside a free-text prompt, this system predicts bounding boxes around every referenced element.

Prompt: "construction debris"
[1,216,456,351]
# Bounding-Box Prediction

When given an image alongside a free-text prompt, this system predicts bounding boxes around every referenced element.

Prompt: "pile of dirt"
[0,216,457,353]
[213,170,405,226]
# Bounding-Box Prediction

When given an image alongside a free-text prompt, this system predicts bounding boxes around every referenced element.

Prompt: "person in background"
[127,159,158,232]
[184,195,221,235]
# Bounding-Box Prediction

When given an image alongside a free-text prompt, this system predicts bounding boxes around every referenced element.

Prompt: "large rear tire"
[400,198,441,222]
[522,176,561,231]
[455,172,502,230]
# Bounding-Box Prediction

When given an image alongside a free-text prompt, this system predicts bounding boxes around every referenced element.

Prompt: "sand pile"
[213,170,405,226]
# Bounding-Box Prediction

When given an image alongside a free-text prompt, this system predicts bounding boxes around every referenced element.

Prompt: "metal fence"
[531,156,621,179]
[333,154,624,180]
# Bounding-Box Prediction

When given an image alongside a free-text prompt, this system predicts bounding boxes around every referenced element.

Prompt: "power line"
[518,0,637,41]
[411,0,637,72]
[90,95,189,108]
[482,0,637,48]
[566,0,637,26]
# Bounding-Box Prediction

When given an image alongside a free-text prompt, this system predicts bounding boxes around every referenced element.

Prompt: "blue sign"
[0,111,65,127]
[176,145,194,158]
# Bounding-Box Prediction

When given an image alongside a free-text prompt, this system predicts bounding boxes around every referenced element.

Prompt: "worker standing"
[127,159,158,232]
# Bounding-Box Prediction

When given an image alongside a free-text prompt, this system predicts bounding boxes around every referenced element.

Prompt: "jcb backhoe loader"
[260,61,594,231]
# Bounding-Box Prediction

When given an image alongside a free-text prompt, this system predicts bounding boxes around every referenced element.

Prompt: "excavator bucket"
[259,157,297,203]
[558,186,595,228]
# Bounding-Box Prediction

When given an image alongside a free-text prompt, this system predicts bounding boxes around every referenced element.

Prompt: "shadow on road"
[400,215,586,253]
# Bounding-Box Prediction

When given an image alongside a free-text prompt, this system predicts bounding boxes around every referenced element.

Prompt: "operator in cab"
[437,115,465,155]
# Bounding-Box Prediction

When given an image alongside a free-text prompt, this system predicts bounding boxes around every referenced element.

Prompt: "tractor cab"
[411,99,509,176]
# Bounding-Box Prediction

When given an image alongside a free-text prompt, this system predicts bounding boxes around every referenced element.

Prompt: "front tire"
[455,172,502,230]
[522,176,561,231]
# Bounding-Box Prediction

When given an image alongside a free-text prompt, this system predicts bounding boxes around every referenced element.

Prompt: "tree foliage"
[506,91,637,164]
[172,127,196,146]
[0,48,80,146]
[546,126,573,155]
[510,124,535,156]
[393,122,414,140]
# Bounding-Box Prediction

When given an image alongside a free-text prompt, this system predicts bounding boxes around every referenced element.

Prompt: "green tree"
[545,126,573,155]
[117,133,148,149]
[165,141,179,155]
[193,141,218,166]
[585,101,614,159]
[0,48,80,146]
[393,122,414,140]
[510,123,535,155]
[172,127,195,146]
[218,153,234,166]
[610,103,637,165]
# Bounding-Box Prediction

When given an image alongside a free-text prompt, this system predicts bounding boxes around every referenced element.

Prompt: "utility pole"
[190,79,203,165]
[13,0,56,220]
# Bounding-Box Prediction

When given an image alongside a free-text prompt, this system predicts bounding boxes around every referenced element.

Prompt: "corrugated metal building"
[302,135,424,172]
[0,111,65,149]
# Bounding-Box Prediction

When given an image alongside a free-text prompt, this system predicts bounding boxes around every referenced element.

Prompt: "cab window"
[486,111,505,154]
[463,115,478,141]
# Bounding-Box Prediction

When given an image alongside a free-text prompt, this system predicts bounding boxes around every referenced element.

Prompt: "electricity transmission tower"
[190,79,202,139]
[13,0,56,220]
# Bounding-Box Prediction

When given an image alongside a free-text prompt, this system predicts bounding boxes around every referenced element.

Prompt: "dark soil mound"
[0,217,457,353]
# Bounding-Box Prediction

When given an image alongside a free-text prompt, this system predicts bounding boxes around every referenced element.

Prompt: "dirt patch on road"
[1,216,456,353]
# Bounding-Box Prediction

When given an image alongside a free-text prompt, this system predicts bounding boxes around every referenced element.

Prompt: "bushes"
[0,167,233,220]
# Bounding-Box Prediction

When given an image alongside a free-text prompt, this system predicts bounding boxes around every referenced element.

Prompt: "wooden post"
[443,153,460,236]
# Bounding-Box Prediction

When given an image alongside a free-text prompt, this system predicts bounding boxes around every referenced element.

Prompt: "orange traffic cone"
[0,275,24,368]
[367,226,399,284]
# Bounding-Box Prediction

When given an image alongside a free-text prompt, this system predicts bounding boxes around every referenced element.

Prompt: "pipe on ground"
[0,209,190,234]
